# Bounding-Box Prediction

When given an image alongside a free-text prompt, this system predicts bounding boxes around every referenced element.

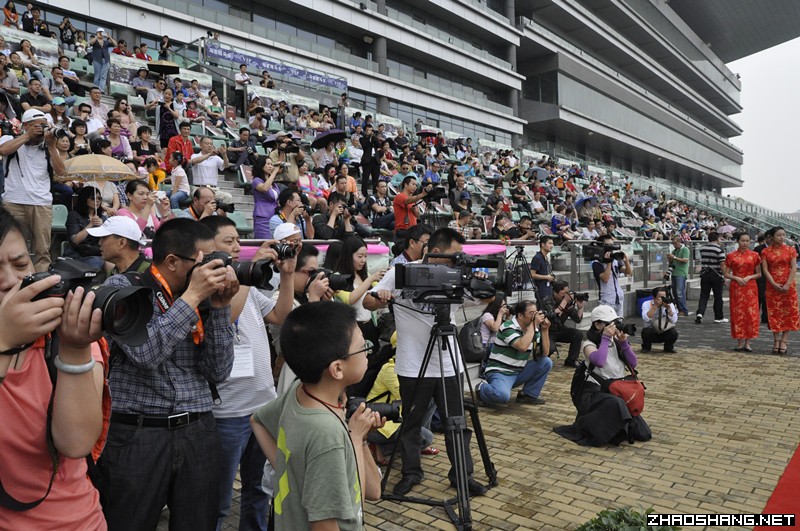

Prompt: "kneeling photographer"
[99,218,239,530]
[554,305,651,447]
[539,281,586,367]
[640,286,679,353]
[0,208,106,529]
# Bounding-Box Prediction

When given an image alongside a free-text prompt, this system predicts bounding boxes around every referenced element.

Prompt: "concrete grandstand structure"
[35,0,800,196]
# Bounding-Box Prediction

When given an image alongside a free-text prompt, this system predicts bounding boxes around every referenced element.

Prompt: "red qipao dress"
[725,249,761,339]
[762,244,800,333]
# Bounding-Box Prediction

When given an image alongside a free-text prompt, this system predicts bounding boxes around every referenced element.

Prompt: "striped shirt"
[487,317,540,375]
[698,242,725,275]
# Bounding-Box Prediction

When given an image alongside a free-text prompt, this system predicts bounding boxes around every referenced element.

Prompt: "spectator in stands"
[20,5,39,33]
[130,125,159,166]
[367,180,394,230]
[179,186,216,220]
[283,104,299,130]
[88,28,116,92]
[481,184,505,216]
[268,131,305,185]
[250,155,281,238]
[269,187,314,240]
[19,78,49,113]
[360,123,381,196]
[393,175,432,240]
[448,210,481,240]
[3,1,19,28]
[0,54,19,105]
[540,280,586,367]
[665,235,690,316]
[44,66,75,108]
[1,109,65,270]
[69,119,90,156]
[530,234,556,300]
[296,161,326,214]
[111,39,133,57]
[143,156,166,193]
[312,140,338,169]
[761,227,799,355]
[130,67,152,104]
[197,216,293,531]
[172,90,188,119]
[156,88,180,149]
[423,160,442,184]
[64,186,105,268]
[88,215,149,277]
[105,118,135,169]
[135,42,152,61]
[390,223,432,267]
[694,231,727,324]
[448,173,467,207]
[641,286,679,353]
[85,87,108,128]
[477,299,552,406]
[234,63,251,117]
[550,204,575,240]
[16,43,41,86]
[145,78,166,117]
[7,51,28,86]
[74,31,87,55]
[164,152,189,209]
[100,218,237,530]
[315,190,363,240]
[47,96,70,129]
[206,93,225,127]
[259,70,275,89]
[158,35,172,61]
[117,179,175,238]
[0,206,108,530]
[592,234,632,317]
[581,220,599,240]
[190,136,232,203]
[227,127,256,170]
[113,99,138,138]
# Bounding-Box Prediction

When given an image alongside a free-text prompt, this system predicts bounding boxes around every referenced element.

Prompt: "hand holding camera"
[307,272,332,302]
[0,275,66,353]
[347,401,384,442]
[183,251,235,308]
[57,287,104,356]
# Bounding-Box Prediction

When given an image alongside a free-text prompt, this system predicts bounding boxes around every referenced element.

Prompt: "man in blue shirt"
[423,160,442,184]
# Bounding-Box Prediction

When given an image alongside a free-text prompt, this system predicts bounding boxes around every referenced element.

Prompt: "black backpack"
[458,316,487,363]
[569,360,593,408]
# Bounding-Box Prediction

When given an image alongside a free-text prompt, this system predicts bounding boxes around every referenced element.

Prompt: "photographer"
[665,234,690,316]
[100,218,238,530]
[268,131,306,185]
[390,223,432,267]
[312,191,354,241]
[191,136,234,206]
[367,180,395,230]
[530,235,556,300]
[199,216,296,530]
[227,127,257,170]
[476,300,552,406]
[539,281,585,367]
[271,187,314,239]
[88,216,150,278]
[554,306,651,447]
[640,286,678,353]
[180,186,220,220]
[0,109,65,271]
[364,228,488,497]
[393,175,433,240]
[591,234,632,316]
[0,208,106,529]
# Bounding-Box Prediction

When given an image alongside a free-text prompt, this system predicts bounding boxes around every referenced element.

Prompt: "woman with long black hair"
[64,186,105,269]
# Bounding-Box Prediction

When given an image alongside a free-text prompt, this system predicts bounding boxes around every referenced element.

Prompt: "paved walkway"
[171,303,800,531]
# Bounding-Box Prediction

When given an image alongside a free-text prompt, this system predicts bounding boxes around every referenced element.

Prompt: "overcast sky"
[722,37,800,214]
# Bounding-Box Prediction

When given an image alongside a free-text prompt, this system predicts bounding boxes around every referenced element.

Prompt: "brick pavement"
[165,311,800,531]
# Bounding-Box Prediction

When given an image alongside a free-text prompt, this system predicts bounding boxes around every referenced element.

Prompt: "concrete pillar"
[118,28,136,49]
[375,0,387,16]
[505,0,515,22]
[374,36,388,76]
[507,44,516,71]
[511,132,524,149]
[509,88,519,115]
[377,95,390,114]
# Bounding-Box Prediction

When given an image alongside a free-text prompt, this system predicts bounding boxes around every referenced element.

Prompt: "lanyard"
[149,264,205,345]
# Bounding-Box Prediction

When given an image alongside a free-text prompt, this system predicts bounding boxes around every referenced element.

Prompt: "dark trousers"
[361,160,380,196]
[696,270,724,320]
[371,212,395,230]
[397,375,474,484]
[234,90,245,117]
[100,412,221,531]
[64,77,86,96]
[757,277,768,324]
[641,327,679,350]
[549,327,584,363]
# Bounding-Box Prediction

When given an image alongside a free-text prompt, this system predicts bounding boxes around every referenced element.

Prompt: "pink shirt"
[0,340,106,530]
[116,208,162,233]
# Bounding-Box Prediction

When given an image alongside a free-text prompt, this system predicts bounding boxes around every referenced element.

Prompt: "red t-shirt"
[0,341,106,530]
[165,135,194,172]
[393,192,417,232]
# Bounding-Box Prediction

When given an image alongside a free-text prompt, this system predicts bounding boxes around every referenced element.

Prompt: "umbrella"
[60,155,139,183]
[417,128,438,138]
[147,60,181,75]
[529,166,549,180]
[503,165,521,182]
[311,129,347,150]
[575,195,599,210]
[716,224,737,234]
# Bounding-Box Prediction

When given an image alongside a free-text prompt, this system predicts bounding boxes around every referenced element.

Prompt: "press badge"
[230,344,255,378]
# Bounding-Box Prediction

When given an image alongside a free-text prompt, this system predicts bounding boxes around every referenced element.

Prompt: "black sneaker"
[393,476,421,496]
[449,478,488,497]
[663,348,677,353]
[516,392,546,405]
[695,314,702,324]
[563,359,578,368]
[641,346,651,353]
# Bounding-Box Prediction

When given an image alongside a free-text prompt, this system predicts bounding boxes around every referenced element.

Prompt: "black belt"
[111,411,209,430]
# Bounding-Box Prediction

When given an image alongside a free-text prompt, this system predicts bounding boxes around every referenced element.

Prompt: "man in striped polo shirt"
[477,300,553,406]
[694,231,728,324]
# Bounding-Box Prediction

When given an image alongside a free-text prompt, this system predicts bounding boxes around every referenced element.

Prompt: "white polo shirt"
[0,136,52,205]
[191,152,225,186]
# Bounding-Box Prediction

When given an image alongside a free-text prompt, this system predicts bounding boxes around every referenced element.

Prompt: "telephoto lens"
[270,243,296,260]
[346,397,402,422]
[231,260,274,290]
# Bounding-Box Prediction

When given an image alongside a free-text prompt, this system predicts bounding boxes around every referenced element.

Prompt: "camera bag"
[457,315,488,363]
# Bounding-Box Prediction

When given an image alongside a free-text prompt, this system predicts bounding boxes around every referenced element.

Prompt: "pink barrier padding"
[314,243,390,255]
[462,244,507,256]
[142,243,393,261]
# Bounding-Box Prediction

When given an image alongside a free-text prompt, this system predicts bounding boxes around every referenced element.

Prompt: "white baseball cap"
[590,305,618,323]
[21,109,47,123]
[96,27,106,34]
[87,216,146,245]
[273,223,300,241]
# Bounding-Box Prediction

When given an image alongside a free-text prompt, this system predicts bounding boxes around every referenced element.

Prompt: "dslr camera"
[310,267,352,292]
[216,202,235,214]
[611,317,637,337]
[346,397,401,422]
[660,295,674,305]
[199,246,296,290]
[278,137,300,154]
[570,291,589,303]
[20,259,154,346]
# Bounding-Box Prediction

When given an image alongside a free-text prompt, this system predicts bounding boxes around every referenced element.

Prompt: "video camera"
[199,245,296,290]
[395,253,510,304]
[20,259,154,346]
[424,185,447,202]
[346,397,401,422]
[584,242,625,263]
[278,136,300,154]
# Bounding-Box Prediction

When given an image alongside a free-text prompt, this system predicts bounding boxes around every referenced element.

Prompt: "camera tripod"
[380,301,497,530]
[506,245,539,304]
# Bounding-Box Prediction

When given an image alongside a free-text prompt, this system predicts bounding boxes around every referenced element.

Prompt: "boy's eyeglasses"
[342,340,373,359]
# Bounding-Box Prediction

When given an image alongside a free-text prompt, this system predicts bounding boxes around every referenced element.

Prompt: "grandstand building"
[40,0,800,194]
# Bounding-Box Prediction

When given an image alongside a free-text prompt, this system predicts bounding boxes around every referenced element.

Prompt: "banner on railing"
[247,86,319,113]
[206,41,347,92]
[109,55,149,85]
[0,26,58,69]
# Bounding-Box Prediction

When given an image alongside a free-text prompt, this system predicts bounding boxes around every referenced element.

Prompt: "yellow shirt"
[148,169,167,191]
[366,357,401,439]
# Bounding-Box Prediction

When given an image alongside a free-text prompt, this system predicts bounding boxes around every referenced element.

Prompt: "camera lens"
[89,285,154,346]
[270,243,296,260]
[231,259,274,289]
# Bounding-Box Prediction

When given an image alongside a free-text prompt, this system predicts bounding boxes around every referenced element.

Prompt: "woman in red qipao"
[761,227,799,354]
[723,232,761,352]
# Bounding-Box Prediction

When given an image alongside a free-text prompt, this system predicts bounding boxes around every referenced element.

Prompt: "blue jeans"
[93,59,110,91]
[169,190,189,209]
[215,415,269,531]
[480,356,553,405]
[671,275,688,314]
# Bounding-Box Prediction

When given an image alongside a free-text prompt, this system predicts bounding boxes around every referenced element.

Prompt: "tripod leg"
[465,401,498,487]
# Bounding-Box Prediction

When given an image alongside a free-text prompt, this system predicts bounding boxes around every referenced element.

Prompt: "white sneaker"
[714,318,729,323]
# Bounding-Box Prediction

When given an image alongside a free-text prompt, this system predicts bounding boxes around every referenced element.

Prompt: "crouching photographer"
[539,281,586,368]
[640,286,679,353]
[0,208,106,529]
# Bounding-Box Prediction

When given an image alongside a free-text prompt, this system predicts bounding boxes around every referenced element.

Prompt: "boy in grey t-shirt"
[251,302,383,530]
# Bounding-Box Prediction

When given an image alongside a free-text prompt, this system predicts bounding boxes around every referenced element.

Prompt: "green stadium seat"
[268,121,282,132]
[228,212,253,236]
[51,204,68,233]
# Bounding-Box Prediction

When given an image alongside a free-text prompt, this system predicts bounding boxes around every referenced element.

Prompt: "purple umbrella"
[311,129,347,149]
